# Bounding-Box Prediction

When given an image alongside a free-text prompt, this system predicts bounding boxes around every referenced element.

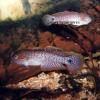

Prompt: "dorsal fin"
[52,11,78,17]
[25,46,63,53]
[45,46,63,51]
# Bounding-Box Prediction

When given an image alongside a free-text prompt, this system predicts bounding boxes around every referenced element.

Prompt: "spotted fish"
[11,47,83,74]
[42,11,92,26]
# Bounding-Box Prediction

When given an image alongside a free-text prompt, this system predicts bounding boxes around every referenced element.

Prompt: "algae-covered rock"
[0,0,81,22]
[0,0,52,21]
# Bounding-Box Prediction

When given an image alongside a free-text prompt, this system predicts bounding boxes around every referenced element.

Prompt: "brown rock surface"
[54,36,82,52]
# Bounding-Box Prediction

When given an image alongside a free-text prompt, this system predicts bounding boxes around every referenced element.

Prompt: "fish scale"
[11,47,83,73]
[42,11,92,26]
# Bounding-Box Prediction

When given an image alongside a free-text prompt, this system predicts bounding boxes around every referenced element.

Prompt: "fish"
[11,47,83,74]
[42,11,92,26]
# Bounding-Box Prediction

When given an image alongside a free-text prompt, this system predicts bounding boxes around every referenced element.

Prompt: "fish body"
[11,47,83,73]
[42,11,92,26]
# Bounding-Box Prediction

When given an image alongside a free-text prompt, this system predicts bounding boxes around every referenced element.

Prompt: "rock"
[39,31,53,47]
[0,43,10,53]
[78,28,100,52]
[95,5,100,12]
[54,36,82,53]
[0,64,5,79]
[6,72,62,90]
[6,63,41,84]
[0,0,81,21]
[87,9,98,16]
[0,0,52,21]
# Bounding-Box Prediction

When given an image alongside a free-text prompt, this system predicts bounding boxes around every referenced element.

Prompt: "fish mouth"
[10,51,16,63]
[42,15,54,26]
[10,51,20,64]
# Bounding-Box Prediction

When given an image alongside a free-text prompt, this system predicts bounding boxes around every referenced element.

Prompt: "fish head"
[42,14,56,26]
[66,55,83,73]
[11,50,30,66]
[80,13,92,25]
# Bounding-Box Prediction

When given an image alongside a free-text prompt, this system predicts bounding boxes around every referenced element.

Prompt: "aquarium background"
[0,0,100,99]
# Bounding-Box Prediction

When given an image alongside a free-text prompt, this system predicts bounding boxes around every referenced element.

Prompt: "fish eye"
[14,55,18,59]
[67,59,73,64]
[52,17,55,21]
